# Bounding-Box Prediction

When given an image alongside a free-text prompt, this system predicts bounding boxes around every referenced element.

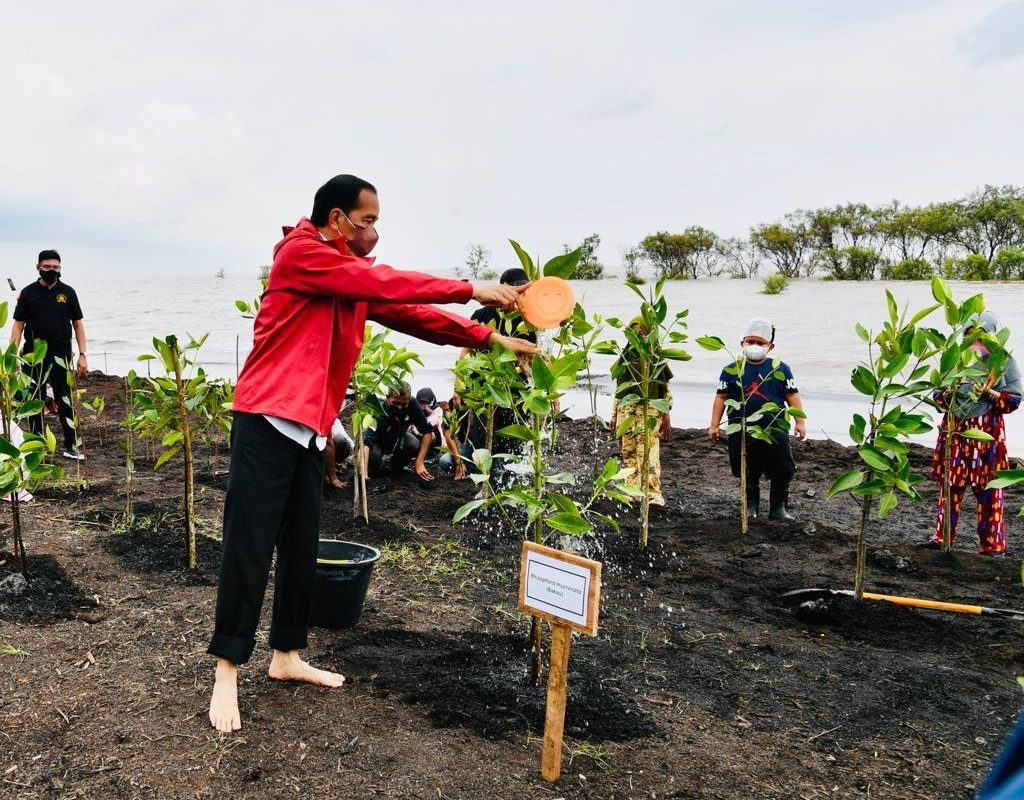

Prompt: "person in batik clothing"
[611,318,673,507]
[928,311,1022,554]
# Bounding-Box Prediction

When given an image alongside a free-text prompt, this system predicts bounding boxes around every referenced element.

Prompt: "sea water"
[10,273,1024,454]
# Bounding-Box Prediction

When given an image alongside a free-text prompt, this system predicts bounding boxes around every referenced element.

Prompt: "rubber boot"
[768,479,795,521]
[746,486,760,519]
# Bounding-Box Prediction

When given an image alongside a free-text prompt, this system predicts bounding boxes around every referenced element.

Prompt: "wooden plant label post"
[518,541,601,783]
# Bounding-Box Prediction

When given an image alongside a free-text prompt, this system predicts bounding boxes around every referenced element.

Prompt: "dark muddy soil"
[1,372,1023,799]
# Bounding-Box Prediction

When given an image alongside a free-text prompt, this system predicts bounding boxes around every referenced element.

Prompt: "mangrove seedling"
[598,276,692,547]
[349,325,422,522]
[0,302,62,576]
[133,333,215,570]
[826,288,943,599]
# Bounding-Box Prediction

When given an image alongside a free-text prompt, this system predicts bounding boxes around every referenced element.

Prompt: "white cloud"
[0,0,1020,276]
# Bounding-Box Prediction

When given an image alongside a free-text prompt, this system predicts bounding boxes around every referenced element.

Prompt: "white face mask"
[742,344,769,362]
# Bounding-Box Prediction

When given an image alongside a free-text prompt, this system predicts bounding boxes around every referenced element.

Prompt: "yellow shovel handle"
[862,591,983,616]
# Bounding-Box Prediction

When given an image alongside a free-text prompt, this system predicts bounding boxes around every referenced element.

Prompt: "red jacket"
[233,218,493,435]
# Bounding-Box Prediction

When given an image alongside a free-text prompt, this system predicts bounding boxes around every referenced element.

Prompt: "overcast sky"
[1,0,1022,277]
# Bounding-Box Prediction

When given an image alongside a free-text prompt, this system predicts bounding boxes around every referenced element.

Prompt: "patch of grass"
[112,511,175,534]
[566,740,612,769]
[525,733,612,770]
[0,640,29,659]
[379,537,471,582]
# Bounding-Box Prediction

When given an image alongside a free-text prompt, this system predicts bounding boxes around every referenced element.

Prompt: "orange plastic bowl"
[519,276,575,329]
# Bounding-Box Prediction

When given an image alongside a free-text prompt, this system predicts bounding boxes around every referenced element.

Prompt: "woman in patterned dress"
[928,311,1022,554]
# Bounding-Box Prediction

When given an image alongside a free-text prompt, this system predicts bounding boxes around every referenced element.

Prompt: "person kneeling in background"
[361,382,435,480]
[708,318,806,521]
[413,387,466,480]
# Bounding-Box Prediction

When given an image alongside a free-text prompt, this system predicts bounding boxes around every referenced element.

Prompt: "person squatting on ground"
[207,174,537,733]
[438,392,482,477]
[708,318,806,520]
[610,318,673,507]
[412,387,467,480]
[9,249,88,460]
[361,382,436,481]
[927,311,1021,555]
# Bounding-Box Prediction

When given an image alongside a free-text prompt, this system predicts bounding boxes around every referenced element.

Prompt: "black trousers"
[208,413,325,665]
[27,350,77,451]
[366,430,420,474]
[728,434,796,508]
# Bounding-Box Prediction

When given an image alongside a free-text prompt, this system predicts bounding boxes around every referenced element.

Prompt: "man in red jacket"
[208,174,535,732]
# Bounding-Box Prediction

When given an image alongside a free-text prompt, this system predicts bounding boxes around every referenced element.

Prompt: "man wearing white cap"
[708,317,806,520]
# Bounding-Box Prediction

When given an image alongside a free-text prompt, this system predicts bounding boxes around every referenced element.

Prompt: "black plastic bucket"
[308,540,381,629]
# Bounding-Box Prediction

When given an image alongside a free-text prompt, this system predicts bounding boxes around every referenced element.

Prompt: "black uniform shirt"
[13,280,83,354]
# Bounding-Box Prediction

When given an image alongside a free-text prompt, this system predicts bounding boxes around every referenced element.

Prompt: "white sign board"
[518,541,601,636]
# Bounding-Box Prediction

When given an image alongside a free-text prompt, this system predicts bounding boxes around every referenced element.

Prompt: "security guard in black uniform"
[10,249,88,460]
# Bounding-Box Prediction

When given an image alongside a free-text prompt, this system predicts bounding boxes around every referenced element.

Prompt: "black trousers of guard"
[728,434,796,509]
[208,412,324,665]
[27,348,77,451]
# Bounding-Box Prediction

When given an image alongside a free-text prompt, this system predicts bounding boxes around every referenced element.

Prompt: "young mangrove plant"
[0,302,62,576]
[597,276,691,547]
[133,333,217,570]
[826,289,941,599]
[553,303,607,434]
[452,344,527,498]
[349,326,422,522]
[454,346,638,684]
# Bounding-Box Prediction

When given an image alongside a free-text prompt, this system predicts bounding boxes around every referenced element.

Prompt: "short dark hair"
[38,249,61,264]
[387,381,412,398]
[310,175,377,226]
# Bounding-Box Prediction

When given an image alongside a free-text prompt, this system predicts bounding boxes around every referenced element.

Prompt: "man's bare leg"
[209,657,241,732]
[268,649,345,687]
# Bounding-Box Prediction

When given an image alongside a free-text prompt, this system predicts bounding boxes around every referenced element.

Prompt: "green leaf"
[453,498,486,523]
[508,239,537,281]
[931,276,951,305]
[544,472,577,485]
[662,347,691,361]
[854,322,870,342]
[154,446,181,469]
[546,511,592,536]
[987,468,1024,490]
[959,428,994,442]
[498,424,534,442]
[858,445,891,472]
[878,491,898,518]
[908,303,940,328]
[850,366,878,397]
[939,344,959,376]
[531,356,555,392]
[0,437,20,459]
[885,290,898,325]
[696,335,726,352]
[543,248,582,279]
[849,414,866,444]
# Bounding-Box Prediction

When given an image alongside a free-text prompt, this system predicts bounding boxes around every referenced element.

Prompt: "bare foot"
[268,649,345,688]
[324,476,348,489]
[208,658,241,732]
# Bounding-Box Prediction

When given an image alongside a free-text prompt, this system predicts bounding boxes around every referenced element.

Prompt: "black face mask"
[40,270,60,286]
